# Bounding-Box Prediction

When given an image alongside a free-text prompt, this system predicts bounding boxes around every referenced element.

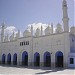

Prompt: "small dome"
[56,23,62,28]
[55,23,63,33]
[25,29,31,33]
[70,27,75,35]
[23,29,31,37]
[45,25,50,31]
[35,28,41,36]
[57,23,61,27]
[45,25,51,35]
[36,28,40,32]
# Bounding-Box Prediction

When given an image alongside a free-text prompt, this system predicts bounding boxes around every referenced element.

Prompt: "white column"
[51,53,55,68]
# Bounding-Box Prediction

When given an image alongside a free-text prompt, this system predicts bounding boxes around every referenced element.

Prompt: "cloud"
[0,22,55,40]
[0,26,21,38]
[4,23,54,37]
[26,23,56,34]
[5,26,23,37]
[0,26,17,41]
[4,26,18,36]
[27,23,50,32]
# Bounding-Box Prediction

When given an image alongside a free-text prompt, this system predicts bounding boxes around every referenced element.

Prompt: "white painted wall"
[0,32,74,68]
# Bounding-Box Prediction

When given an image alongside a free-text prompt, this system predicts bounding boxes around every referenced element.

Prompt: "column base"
[51,62,55,68]
[64,63,68,68]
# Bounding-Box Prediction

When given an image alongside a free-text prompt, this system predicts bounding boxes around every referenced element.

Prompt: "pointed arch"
[44,51,51,67]
[13,53,17,65]
[34,52,40,66]
[22,51,28,66]
[55,51,63,67]
[7,53,11,65]
[2,54,5,64]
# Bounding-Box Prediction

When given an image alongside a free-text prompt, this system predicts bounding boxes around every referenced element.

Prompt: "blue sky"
[0,0,74,32]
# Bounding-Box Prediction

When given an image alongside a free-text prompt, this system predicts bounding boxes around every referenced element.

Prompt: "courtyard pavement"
[0,65,75,75]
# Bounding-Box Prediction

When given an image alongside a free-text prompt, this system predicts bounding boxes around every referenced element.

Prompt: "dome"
[35,28,41,36]
[25,29,31,33]
[45,25,51,35]
[45,25,51,31]
[23,29,31,37]
[36,28,40,32]
[70,27,75,35]
[55,23,63,33]
[57,23,61,28]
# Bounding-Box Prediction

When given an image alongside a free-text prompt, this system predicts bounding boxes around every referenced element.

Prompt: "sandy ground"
[0,65,75,75]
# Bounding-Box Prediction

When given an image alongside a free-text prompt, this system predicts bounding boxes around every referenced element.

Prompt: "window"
[26,41,27,45]
[20,41,29,46]
[20,42,21,46]
[26,41,29,45]
[64,5,67,7]
[70,58,74,64]
[22,42,23,46]
[28,41,29,45]
[72,39,74,42]
[24,41,25,45]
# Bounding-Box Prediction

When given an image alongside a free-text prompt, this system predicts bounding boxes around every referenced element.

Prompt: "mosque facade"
[0,0,75,68]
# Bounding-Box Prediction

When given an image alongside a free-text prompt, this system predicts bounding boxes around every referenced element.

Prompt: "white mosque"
[0,0,75,68]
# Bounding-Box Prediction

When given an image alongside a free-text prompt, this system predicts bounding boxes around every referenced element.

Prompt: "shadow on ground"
[0,64,74,75]
[35,68,64,74]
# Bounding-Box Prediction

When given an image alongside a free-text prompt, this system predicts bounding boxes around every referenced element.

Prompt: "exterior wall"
[70,34,75,52]
[68,53,75,68]
[1,41,18,65]
[0,37,32,66]
[33,32,70,68]
[14,37,33,66]
[0,32,71,68]
[0,43,2,64]
[68,34,75,68]
[0,0,74,68]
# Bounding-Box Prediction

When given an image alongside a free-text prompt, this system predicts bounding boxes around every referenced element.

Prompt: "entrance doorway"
[2,54,5,64]
[55,51,63,67]
[13,53,17,65]
[7,53,11,65]
[34,52,40,66]
[22,51,28,66]
[44,52,51,67]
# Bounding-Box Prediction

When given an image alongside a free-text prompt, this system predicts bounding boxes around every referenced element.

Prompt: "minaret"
[31,25,33,37]
[15,29,20,40]
[51,23,53,34]
[12,31,15,40]
[62,0,69,32]
[41,25,43,36]
[6,34,9,41]
[1,22,5,42]
[17,29,20,38]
